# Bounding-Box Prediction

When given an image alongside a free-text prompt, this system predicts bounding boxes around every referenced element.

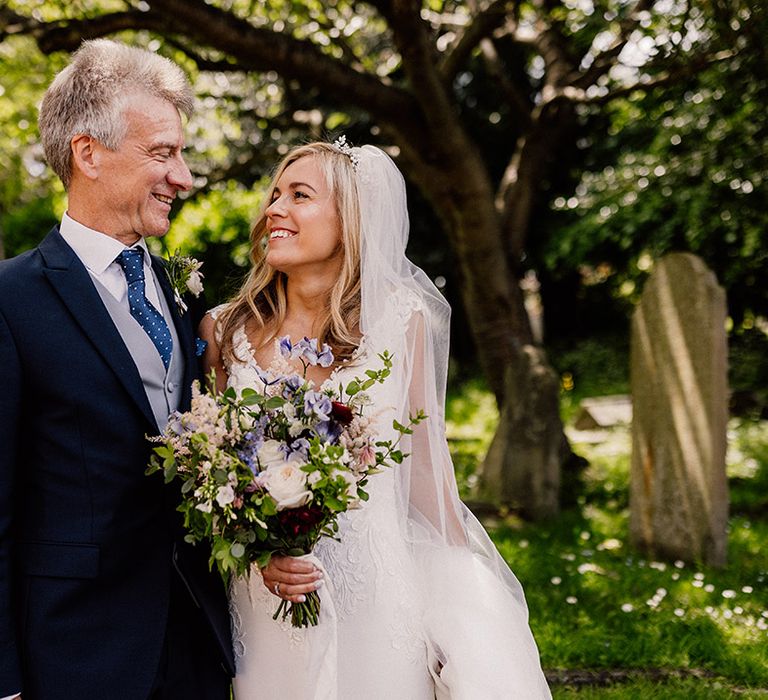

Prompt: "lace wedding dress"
[219,143,550,699]
[219,309,550,700]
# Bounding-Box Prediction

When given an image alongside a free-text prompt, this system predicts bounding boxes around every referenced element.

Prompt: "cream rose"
[258,439,286,469]
[263,463,313,511]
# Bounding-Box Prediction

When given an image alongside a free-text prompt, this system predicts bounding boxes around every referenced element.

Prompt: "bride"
[199,141,551,699]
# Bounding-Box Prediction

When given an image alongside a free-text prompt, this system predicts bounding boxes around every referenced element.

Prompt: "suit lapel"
[39,228,159,431]
[151,255,196,408]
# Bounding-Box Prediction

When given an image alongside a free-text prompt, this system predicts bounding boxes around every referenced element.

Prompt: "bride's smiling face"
[264,155,343,275]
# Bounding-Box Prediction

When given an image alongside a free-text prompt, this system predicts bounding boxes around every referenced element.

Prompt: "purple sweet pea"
[281,374,304,399]
[280,437,311,462]
[304,390,332,421]
[255,366,284,387]
[315,419,342,444]
[167,411,184,436]
[296,337,334,368]
[278,335,293,359]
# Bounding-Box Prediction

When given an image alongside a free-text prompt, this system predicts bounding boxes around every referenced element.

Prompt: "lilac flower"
[304,391,332,421]
[278,335,293,359]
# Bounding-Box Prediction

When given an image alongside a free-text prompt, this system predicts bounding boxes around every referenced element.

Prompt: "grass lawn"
[446,377,768,698]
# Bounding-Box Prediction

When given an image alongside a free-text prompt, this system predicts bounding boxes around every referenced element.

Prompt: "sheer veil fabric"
[227,145,551,699]
[347,145,550,697]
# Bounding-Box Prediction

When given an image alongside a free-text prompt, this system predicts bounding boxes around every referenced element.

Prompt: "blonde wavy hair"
[217,142,362,366]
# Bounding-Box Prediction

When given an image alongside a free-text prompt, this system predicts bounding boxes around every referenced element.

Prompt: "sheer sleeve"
[354,144,550,697]
[402,308,467,546]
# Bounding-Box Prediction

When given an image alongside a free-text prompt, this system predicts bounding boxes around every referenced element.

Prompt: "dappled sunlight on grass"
[446,376,768,690]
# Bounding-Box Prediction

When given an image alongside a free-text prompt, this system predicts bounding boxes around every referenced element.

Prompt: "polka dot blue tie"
[117,247,173,370]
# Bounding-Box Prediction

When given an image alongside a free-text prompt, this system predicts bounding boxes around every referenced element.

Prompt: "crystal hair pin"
[332,135,360,172]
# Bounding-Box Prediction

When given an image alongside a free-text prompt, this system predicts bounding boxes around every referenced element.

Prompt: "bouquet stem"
[273,590,321,627]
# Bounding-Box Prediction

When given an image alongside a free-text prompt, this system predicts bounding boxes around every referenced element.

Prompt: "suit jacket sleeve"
[0,308,22,694]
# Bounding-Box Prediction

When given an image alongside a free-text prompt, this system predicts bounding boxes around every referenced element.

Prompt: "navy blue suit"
[0,228,233,699]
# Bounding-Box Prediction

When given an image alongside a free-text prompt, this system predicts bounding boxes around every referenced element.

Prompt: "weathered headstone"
[574,395,632,431]
[630,253,729,566]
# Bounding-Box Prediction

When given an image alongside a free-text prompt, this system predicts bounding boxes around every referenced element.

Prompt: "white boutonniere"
[165,250,204,314]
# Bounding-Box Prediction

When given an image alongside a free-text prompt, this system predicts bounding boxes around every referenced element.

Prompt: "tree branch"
[543,48,737,107]
[440,0,512,83]
[572,0,659,90]
[1,0,419,134]
[145,0,416,132]
[374,0,470,150]
[479,38,533,129]
[0,8,167,51]
[163,37,251,73]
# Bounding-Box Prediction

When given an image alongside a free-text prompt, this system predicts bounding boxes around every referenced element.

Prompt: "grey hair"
[38,39,194,188]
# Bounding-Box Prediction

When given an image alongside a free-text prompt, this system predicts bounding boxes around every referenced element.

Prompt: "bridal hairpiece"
[332,135,360,172]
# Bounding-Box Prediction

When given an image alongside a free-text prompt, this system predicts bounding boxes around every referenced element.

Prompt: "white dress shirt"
[58,211,166,313]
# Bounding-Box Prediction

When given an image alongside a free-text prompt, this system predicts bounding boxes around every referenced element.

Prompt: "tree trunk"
[478,345,566,519]
[409,145,568,520]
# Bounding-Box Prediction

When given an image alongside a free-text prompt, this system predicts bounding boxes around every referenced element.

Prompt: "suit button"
[167,382,176,392]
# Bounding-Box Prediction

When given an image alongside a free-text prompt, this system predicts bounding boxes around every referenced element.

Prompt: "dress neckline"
[233,326,369,391]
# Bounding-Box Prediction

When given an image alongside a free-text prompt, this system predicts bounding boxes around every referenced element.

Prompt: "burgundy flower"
[331,401,354,425]
[277,504,325,537]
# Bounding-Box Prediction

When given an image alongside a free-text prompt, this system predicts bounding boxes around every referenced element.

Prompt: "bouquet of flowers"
[147,336,424,627]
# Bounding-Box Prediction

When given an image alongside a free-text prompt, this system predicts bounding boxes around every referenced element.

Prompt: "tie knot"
[117,247,145,284]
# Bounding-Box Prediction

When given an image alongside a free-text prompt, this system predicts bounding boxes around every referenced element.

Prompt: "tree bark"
[479,345,564,519]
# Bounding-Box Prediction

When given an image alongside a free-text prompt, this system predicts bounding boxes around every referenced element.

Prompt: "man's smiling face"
[94,91,193,243]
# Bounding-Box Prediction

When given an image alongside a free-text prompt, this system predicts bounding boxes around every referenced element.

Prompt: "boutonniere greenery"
[166,250,204,314]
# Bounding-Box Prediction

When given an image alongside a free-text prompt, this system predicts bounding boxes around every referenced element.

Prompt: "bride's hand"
[262,555,324,603]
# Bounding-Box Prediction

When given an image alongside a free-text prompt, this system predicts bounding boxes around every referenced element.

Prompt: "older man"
[0,40,233,699]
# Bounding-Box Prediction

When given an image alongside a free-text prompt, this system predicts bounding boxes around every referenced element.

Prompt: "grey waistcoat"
[91,272,185,432]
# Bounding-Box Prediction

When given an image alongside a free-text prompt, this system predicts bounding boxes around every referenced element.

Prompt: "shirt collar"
[59,212,151,275]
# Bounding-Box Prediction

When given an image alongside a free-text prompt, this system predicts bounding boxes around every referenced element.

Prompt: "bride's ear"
[70,134,101,181]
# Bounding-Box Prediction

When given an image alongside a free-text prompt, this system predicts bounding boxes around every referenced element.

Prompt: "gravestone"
[629,253,728,566]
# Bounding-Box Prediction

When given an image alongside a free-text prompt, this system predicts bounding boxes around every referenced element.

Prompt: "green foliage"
[554,677,767,698]
[539,7,768,327]
[549,334,630,423]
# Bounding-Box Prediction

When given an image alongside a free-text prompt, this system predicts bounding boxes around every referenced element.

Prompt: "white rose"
[258,439,286,469]
[263,463,313,510]
[186,269,204,296]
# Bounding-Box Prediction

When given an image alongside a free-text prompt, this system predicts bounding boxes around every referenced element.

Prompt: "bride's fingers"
[270,555,320,576]
[262,558,323,585]
[280,578,325,602]
[263,576,324,601]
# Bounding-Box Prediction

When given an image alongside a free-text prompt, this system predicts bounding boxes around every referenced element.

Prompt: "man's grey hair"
[38,39,194,188]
